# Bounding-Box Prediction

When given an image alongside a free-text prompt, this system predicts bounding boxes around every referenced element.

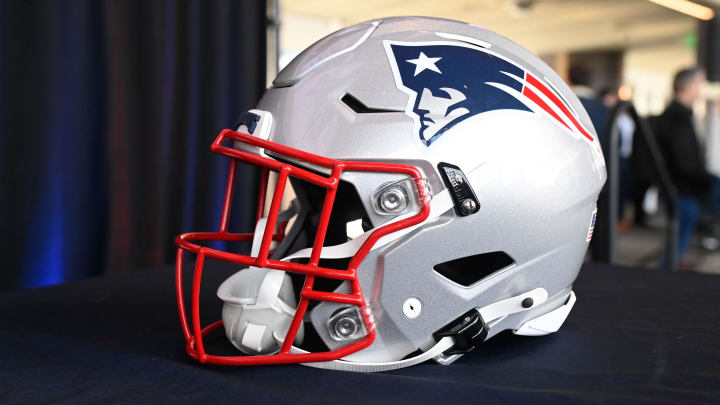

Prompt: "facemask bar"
[175,128,431,366]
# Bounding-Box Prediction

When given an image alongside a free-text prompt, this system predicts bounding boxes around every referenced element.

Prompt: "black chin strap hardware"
[433,308,489,355]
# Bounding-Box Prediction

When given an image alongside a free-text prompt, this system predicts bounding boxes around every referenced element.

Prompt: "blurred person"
[702,99,720,248]
[570,65,610,261]
[601,86,636,232]
[600,86,618,108]
[655,67,711,262]
[631,115,657,228]
[706,99,720,217]
[570,66,609,145]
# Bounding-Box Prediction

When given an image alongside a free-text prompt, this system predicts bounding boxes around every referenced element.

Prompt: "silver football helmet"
[175,16,606,372]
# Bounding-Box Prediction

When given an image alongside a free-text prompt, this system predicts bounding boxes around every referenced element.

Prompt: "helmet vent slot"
[433,251,515,287]
[341,93,402,114]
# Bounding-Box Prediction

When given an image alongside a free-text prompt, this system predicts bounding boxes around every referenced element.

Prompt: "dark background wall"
[0,0,266,292]
[568,50,623,92]
[699,16,720,82]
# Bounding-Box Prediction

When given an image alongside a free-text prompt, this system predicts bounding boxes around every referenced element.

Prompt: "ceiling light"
[648,0,715,20]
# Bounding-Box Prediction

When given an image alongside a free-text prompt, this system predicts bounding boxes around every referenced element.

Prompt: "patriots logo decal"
[384,40,594,146]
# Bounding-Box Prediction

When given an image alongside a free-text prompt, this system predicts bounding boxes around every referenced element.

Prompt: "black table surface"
[1,262,719,404]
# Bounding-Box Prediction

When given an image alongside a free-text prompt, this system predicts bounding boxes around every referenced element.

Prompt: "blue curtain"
[0,0,266,291]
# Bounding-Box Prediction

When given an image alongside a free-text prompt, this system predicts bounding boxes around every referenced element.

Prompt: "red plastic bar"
[175,248,191,343]
[257,167,290,264]
[191,250,208,362]
[218,159,237,233]
[212,140,335,188]
[256,168,269,222]
[218,129,337,168]
[301,290,364,306]
[309,164,343,265]
[280,164,344,354]
[176,236,356,280]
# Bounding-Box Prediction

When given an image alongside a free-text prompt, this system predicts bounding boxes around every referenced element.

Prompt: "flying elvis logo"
[383,40,595,147]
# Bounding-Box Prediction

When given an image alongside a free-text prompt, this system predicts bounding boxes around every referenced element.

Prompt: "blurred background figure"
[632,116,656,229]
[600,87,619,109]
[702,99,720,246]
[654,67,711,262]
[569,65,609,146]
[601,86,637,232]
[708,100,720,217]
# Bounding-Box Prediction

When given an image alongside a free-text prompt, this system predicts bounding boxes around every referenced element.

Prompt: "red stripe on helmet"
[526,73,594,142]
[522,85,572,131]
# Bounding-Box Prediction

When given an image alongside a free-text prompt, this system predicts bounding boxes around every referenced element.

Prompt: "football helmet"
[175,16,606,372]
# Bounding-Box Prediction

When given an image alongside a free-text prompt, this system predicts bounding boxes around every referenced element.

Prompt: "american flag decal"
[587,207,597,242]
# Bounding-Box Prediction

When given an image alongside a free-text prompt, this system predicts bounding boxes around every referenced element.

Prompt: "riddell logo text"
[447,171,465,200]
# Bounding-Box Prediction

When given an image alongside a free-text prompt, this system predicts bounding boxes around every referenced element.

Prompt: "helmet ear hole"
[433,251,515,287]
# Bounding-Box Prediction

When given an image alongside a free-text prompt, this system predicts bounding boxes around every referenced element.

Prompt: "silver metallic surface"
[251,17,606,363]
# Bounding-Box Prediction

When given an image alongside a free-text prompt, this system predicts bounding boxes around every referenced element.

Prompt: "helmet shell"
[256,17,606,362]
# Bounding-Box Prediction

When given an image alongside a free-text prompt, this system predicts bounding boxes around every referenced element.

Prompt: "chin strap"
[275,287,549,373]
[286,335,456,373]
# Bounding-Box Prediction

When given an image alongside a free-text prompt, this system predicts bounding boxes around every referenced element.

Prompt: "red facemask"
[175,127,431,366]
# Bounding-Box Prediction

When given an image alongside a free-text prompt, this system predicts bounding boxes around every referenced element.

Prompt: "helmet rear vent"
[433,251,515,287]
[340,93,402,114]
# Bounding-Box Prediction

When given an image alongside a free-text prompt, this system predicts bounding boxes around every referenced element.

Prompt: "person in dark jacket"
[656,67,711,261]
[570,66,609,147]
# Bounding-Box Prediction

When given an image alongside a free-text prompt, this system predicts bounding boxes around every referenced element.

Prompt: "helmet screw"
[460,198,478,215]
[379,187,408,213]
[402,297,422,319]
[521,297,534,308]
[334,316,358,338]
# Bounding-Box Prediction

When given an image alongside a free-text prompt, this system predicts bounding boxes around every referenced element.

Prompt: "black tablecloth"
[1,262,719,404]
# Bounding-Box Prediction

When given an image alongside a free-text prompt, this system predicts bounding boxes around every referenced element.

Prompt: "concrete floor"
[615,214,720,275]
